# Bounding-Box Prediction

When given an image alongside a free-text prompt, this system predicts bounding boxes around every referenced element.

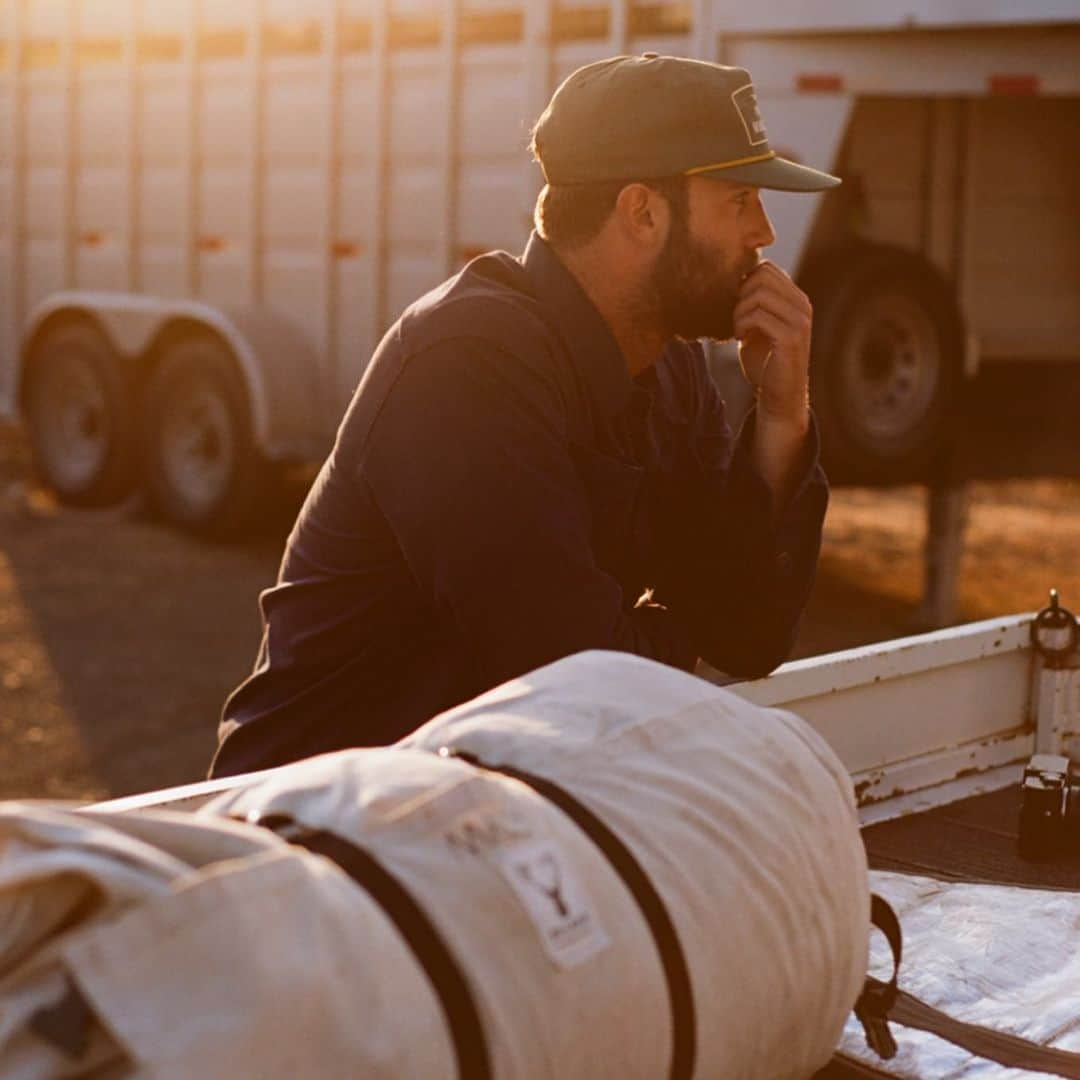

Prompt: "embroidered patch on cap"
[732,83,768,147]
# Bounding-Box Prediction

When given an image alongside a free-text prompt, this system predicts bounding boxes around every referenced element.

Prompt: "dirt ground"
[2,419,1078,802]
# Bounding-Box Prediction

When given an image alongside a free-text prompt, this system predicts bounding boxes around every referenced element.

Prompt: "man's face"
[648,176,775,342]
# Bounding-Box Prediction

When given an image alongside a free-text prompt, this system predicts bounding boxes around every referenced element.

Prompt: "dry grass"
[817,481,1080,625]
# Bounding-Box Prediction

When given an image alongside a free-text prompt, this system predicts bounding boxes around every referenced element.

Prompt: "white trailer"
[2,1,1079,533]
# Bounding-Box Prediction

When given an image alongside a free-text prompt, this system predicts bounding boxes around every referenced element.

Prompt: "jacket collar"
[521,232,636,422]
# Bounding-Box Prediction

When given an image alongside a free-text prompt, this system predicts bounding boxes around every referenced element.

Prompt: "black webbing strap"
[856,893,1080,1078]
[28,976,95,1060]
[256,815,492,1080]
[854,895,902,1060]
[887,989,1080,1079]
[445,750,696,1080]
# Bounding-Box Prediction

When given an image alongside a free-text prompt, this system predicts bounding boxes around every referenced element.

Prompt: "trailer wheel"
[22,320,137,506]
[803,248,964,484]
[142,335,273,538]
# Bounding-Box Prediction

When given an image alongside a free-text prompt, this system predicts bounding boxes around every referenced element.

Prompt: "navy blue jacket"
[211,234,828,777]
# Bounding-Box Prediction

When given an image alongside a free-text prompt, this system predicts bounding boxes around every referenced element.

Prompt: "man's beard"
[647,214,756,343]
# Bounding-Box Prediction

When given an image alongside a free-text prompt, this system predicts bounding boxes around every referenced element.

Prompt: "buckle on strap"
[854,894,902,1060]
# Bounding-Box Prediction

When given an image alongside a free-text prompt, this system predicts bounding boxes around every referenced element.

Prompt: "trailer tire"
[142,335,274,539]
[22,320,137,506]
[803,248,964,484]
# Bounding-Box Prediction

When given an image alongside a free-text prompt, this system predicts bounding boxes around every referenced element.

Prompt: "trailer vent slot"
[631,3,693,36]
[341,18,373,52]
[137,34,183,64]
[77,37,124,65]
[460,11,525,45]
[388,14,442,49]
[21,39,61,70]
[988,73,1039,95]
[797,73,845,93]
[199,30,246,62]
[552,7,610,42]
[266,21,323,57]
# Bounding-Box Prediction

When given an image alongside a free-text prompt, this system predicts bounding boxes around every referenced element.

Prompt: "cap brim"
[698,155,841,193]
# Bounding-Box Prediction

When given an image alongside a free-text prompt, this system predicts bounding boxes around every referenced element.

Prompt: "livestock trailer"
[2,0,1079,532]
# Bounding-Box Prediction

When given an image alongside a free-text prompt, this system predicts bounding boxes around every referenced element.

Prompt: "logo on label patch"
[732,83,768,147]
[496,839,612,969]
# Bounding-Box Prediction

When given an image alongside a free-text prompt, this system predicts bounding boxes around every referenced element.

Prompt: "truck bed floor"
[818,785,1080,1078]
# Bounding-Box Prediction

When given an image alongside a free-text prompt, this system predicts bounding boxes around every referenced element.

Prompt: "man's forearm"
[753,400,811,520]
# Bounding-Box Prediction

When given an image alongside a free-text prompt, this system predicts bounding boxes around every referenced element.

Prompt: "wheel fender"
[20,293,325,462]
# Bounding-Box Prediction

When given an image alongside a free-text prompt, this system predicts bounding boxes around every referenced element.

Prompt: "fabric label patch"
[732,83,768,147]
[494,838,611,970]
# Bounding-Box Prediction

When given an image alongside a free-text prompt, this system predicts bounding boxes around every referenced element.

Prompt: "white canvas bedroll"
[0,651,870,1078]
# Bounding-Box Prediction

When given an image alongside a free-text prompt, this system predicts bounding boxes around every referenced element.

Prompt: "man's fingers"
[734,305,791,347]
[733,289,807,325]
[748,259,795,288]
[738,262,812,317]
[737,275,812,319]
[733,291,811,339]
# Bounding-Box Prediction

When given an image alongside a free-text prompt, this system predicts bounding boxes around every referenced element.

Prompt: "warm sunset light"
[1,4,1079,1074]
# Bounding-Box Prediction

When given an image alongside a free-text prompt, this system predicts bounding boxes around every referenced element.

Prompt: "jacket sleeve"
[358,337,698,691]
[646,359,829,679]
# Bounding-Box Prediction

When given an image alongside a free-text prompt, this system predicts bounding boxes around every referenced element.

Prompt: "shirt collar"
[521,232,635,421]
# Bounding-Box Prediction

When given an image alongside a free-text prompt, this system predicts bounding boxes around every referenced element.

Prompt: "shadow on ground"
[0,467,308,800]
[0,473,923,801]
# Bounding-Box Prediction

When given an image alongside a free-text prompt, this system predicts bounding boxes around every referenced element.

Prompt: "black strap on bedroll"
[444,749,697,1080]
[855,893,1080,1078]
[255,814,492,1080]
[854,894,902,1060]
[888,989,1080,1079]
[28,975,96,1060]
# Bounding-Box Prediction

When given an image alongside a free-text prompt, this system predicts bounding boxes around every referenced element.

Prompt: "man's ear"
[613,183,670,251]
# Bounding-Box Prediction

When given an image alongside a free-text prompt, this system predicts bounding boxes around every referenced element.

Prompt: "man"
[210,54,839,778]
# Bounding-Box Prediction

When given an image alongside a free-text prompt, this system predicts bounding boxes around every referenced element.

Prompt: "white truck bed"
[95,604,1080,830]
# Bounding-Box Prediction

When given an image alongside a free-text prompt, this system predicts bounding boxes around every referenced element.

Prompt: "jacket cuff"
[729,406,829,567]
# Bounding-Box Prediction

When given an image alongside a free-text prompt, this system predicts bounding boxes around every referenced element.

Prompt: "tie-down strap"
[855,892,1080,1078]
[444,750,697,1080]
[254,813,493,1080]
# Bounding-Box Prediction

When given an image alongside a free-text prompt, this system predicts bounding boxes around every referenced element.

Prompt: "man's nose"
[748,198,777,250]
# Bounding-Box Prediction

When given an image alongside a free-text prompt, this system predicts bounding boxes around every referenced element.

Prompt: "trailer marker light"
[797,73,844,93]
[988,74,1039,95]
[332,241,362,258]
[197,235,226,253]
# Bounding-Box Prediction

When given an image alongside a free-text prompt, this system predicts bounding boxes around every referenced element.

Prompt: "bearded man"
[210,54,839,777]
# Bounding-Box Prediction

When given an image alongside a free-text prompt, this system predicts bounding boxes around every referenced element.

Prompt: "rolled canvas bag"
[0,802,464,1078]
[213,650,870,1078]
[0,651,869,1078]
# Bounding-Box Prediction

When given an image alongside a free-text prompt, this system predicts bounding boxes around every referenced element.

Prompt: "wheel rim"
[838,291,941,445]
[159,379,235,515]
[32,347,111,492]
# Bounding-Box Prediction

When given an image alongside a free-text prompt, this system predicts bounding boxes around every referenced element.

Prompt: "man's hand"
[732,260,814,515]
[733,260,813,423]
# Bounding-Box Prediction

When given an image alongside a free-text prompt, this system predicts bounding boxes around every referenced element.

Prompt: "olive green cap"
[532,53,841,192]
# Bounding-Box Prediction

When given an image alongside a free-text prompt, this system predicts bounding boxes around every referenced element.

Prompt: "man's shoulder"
[399,249,556,361]
[334,250,573,462]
